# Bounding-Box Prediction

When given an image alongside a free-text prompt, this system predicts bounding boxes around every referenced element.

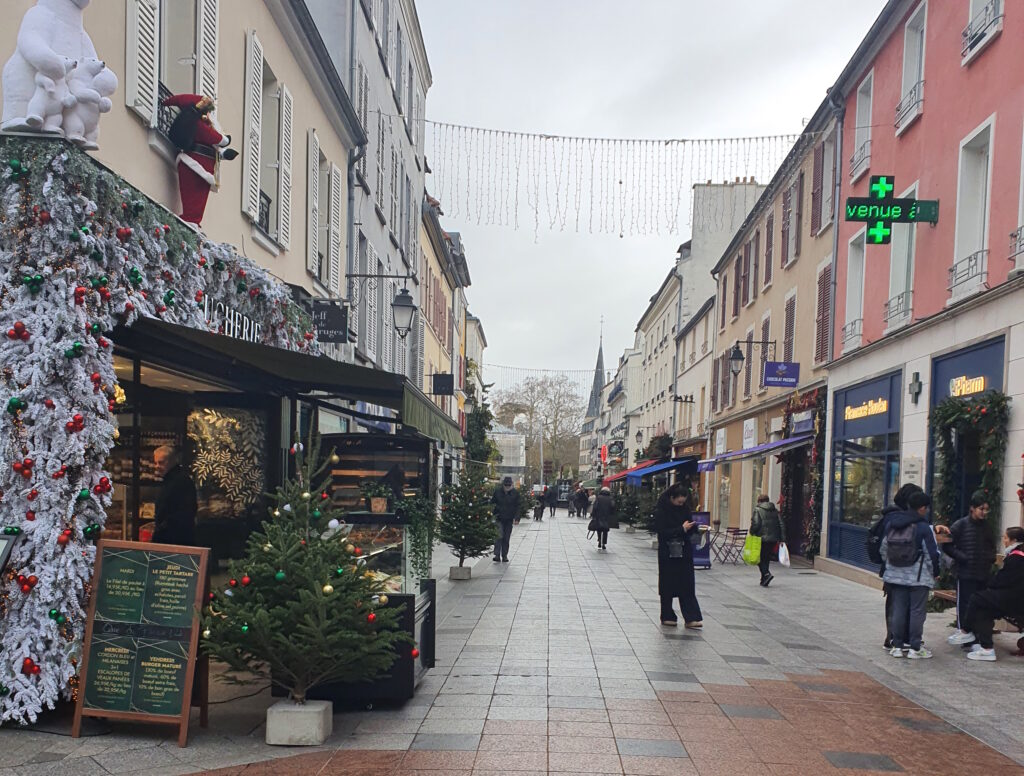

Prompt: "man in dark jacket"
[545,485,557,517]
[152,447,198,546]
[590,487,615,550]
[943,490,996,645]
[751,495,784,586]
[576,488,591,520]
[492,477,520,562]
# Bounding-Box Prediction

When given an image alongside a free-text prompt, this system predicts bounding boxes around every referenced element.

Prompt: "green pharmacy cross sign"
[844,175,939,244]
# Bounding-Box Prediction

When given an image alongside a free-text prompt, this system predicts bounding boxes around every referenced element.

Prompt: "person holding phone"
[655,483,703,628]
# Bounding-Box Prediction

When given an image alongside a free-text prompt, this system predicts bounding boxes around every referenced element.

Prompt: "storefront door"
[787,450,807,554]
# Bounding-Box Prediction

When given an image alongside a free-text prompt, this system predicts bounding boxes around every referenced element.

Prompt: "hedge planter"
[449,566,472,580]
[266,699,332,746]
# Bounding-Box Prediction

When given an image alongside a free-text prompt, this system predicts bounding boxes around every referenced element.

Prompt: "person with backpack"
[949,526,1024,661]
[869,483,923,650]
[942,490,997,647]
[750,494,785,587]
[881,490,941,659]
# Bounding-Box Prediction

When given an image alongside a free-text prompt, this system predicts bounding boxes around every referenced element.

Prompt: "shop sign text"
[844,398,888,421]
[203,297,263,344]
[949,375,985,397]
[844,175,939,245]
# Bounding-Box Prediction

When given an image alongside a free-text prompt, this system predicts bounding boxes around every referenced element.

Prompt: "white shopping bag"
[778,542,791,568]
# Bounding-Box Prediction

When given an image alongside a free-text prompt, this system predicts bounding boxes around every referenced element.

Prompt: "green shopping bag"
[741,533,762,566]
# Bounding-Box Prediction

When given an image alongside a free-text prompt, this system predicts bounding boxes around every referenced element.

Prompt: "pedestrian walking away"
[881,491,940,659]
[654,483,703,628]
[943,490,997,647]
[492,476,520,563]
[152,446,198,546]
[589,486,615,550]
[950,526,1024,661]
[576,487,590,520]
[546,485,557,517]
[750,494,785,586]
[869,483,923,651]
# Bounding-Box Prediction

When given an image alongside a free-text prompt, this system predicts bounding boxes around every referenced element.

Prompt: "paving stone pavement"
[1,511,1022,775]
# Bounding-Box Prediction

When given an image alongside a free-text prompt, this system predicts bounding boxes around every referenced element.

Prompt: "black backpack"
[885,522,920,567]
[866,514,883,564]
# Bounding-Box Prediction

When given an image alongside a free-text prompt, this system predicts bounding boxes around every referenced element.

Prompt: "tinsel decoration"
[0,136,317,725]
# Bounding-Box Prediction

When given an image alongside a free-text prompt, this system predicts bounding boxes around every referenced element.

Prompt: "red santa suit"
[161,94,233,226]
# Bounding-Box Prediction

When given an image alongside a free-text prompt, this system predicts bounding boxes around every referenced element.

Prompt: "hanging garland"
[777,388,827,560]
[930,390,1010,539]
[0,136,316,724]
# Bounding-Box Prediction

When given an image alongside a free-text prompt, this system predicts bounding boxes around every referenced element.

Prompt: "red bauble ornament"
[195,290,204,302]
[354,547,363,556]
[241,575,251,586]
[57,534,69,546]
[320,492,329,501]
[367,613,376,622]
[27,489,38,501]
[26,510,35,521]
[304,332,314,341]
[38,210,50,224]
[124,301,135,314]
[411,648,420,658]
[44,399,55,409]
[229,578,238,587]
[198,256,207,267]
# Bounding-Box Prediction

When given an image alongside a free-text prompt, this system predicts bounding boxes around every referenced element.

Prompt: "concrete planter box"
[449,565,471,580]
[266,699,332,746]
[625,525,636,533]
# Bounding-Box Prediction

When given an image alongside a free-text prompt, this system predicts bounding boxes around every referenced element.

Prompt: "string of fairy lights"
[483,363,612,405]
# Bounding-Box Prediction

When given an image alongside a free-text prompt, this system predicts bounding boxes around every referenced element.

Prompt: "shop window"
[187,407,268,520]
[844,232,865,350]
[897,4,926,134]
[718,462,732,527]
[951,120,993,299]
[851,72,873,181]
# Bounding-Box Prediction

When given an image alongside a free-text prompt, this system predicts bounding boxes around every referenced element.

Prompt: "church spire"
[586,336,605,419]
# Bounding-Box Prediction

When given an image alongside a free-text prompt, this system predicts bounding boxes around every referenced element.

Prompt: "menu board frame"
[72,540,208,747]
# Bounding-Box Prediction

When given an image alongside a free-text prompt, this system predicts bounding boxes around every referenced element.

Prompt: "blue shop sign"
[931,337,1004,405]
[833,371,902,439]
[764,361,800,388]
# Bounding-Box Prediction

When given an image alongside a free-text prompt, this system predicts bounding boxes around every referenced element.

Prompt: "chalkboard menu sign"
[73,540,208,747]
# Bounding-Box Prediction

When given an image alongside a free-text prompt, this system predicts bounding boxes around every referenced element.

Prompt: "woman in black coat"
[654,483,703,627]
[590,487,615,550]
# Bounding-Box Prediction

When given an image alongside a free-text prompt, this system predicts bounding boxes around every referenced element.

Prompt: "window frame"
[851,70,874,182]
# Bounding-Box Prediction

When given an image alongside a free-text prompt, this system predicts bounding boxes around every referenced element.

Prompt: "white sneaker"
[906,647,933,659]
[966,647,996,662]
[947,629,968,644]
[969,643,985,652]
[948,630,976,645]
[890,647,906,658]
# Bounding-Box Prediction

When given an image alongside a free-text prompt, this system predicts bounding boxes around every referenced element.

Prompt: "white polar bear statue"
[2,0,103,140]
[63,58,116,149]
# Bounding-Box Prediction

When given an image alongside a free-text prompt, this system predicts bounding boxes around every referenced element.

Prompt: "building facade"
[465,313,487,403]
[672,297,715,507]
[823,0,1024,573]
[707,108,839,555]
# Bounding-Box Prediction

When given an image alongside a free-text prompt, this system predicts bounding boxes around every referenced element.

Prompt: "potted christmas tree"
[202,438,410,745]
[438,469,497,580]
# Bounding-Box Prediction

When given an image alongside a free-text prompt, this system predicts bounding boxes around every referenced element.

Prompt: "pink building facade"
[822,0,1024,572]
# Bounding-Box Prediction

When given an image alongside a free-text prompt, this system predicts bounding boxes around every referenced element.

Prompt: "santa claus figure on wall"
[162,93,238,227]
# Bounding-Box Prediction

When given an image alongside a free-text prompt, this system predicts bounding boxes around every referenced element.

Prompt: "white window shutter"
[242,30,264,221]
[416,314,425,389]
[306,129,319,275]
[366,248,378,361]
[376,112,386,211]
[382,279,393,372]
[195,0,219,98]
[125,0,159,124]
[277,84,294,248]
[329,163,343,293]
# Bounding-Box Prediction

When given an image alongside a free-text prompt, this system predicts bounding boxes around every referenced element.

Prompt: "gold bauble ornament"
[273,509,281,517]
[345,544,355,554]
[378,595,389,605]
[322,584,334,594]
[301,491,311,500]
[112,428,120,440]
[202,628,211,639]
[263,543,273,552]
[330,453,340,464]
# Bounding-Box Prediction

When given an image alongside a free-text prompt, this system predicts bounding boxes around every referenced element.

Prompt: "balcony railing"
[257,190,272,234]
[1009,226,1024,261]
[156,83,175,140]
[850,139,871,180]
[895,80,924,130]
[883,290,912,325]
[841,318,863,344]
[962,0,1003,57]
[948,249,988,292]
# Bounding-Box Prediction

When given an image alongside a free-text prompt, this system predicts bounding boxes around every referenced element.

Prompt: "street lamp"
[635,429,643,446]
[729,343,745,377]
[391,287,416,340]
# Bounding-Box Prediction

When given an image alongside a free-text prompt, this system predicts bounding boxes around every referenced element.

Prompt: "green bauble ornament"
[274,570,286,582]
[9,159,21,172]
[90,249,104,262]
[3,526,21,535]
[236,281,247,293]
[335,567,345,576]
[48,608,59,619]
[77,488,90,501]
[56,615,66,625]
[69,230,80,242]
[163,290,175,306]
[312,509,322,520]
[240,623,249,633]
[7,397,26,415]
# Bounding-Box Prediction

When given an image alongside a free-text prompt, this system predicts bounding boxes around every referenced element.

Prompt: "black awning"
[115,319,406,409]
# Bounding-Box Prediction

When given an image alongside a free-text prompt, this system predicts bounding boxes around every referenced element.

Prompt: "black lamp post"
[729,343,745,377]
[391,287,416,339]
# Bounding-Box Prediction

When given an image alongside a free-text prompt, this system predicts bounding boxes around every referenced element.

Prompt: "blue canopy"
[625,456,698,486]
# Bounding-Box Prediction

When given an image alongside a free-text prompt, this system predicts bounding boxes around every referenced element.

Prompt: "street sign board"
[763,361,800,388]
[843,175,939,245]
[431,373,454,396]
[312,300,349,343]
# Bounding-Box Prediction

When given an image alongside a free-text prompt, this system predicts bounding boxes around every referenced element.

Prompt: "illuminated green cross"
[871,176,894,200]
[868,221,891,244]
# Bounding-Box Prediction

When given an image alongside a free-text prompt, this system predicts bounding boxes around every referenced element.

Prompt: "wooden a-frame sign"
[72,540,209,747]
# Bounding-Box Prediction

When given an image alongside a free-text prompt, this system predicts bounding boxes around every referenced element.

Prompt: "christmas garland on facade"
[930,390,1010,539]
[777,388,827,560]
[0,137,316,723]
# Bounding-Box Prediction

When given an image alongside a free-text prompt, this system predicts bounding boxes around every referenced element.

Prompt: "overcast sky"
[417,0,887,384]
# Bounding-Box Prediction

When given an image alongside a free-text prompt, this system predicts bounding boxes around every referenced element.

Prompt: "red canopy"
[602,458,661,486]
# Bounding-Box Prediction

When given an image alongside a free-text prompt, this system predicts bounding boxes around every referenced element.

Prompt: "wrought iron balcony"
[156,83,175,140]
[948,250,988,292]
[883,290,912,325]
[841,318,863,344]
[850,139,871,181]
[895,80,924,130]
[1009,226,1024,261]
[962,0,1003,57]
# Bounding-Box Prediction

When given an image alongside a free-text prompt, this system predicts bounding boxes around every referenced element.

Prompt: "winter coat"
[943,516,997,581]
[590,493,615,530]
[492,486,521,523]
[973,544,1024,615]
[880,510,940,588]
[655,500,700,597]
[751,502,785,543]
[575,490,590,509]
[545,488,558,506]
[153,465,198,546]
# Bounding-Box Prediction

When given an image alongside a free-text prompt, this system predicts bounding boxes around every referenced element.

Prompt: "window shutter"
[329,163,343,293]
[720,273,728,328]
[743,337,753,398]
[764,214,774,285]
[784,296,796,363]
[195,0,219,98]
[780,190,791,267]
[759,316,770,389]
[382,280,393,371]
[391,148,400,225]
[752,233,760,299]
[711,357,719,412]
[356,64,368,177]
[242,30,264,221]
[306,129,319,275]
[815,264,832,364]
[741,245,751,307]
[810,142,824,234]
[376,112,386,211]
[732,259,740,317]
[721,355,730,410]
[277,84,294,248]
[366,248,378,361]
[125,0,160,124]
[795,172,804,257]
[730,354,738,407]
[417,314,425,389]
